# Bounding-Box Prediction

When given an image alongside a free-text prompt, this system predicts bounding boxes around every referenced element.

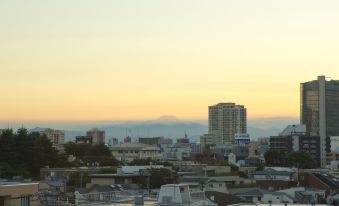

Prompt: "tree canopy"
[134,168,175,189]
[0,128,120,179]
[264,150,317,169]
[63,142,120,166]
[0,128,59,179]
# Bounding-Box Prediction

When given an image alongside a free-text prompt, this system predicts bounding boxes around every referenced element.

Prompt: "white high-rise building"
[208,103,247,145]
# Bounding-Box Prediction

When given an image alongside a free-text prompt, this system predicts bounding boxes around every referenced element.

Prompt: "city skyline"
[2,1,339,121]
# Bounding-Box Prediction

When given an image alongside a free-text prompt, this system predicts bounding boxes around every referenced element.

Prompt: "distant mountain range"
[12,116,299,143]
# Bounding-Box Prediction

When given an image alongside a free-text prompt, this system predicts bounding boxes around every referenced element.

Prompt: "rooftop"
[279,124,306,136]
[110,143,160,151]
[89,173,143,178]
[0,179,38,186]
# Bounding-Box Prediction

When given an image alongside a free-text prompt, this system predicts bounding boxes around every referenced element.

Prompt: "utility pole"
[148,174,151,195]
[80,172,83,188]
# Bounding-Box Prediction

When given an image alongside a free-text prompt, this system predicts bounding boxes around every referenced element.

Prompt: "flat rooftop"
[0,179,38,186]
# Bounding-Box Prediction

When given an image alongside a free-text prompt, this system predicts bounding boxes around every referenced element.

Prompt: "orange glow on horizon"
[1,0,339,121]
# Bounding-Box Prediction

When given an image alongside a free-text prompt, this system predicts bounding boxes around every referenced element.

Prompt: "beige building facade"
[208,103,247,145]
[110,143,162,162]
[0,182,39,206]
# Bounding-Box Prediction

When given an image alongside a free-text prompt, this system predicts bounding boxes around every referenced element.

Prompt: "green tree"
[64,142,91,158]
[83,144,119,166]
[149,168,174,189]
[255,162,265,171]
[128,158,153,166]
[67,172,91,191]
[0,128,58,179]
[288,151,317,169]
[64,142,120,166]
[264,150,317,169]
[264,150,290,167]
[100,167,117,174]
[230,164,239,172]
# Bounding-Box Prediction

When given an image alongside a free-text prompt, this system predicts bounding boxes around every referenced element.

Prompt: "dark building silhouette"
[301,75,339,167]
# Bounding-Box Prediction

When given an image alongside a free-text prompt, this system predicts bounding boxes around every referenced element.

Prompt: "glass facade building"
[301,75,339,167]
[325,82,339,136]
[301,76,339,136]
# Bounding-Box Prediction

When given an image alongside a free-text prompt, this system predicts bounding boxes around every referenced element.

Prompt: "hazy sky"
[1,0,339,121]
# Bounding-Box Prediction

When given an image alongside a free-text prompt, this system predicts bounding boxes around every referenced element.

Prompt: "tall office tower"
[86,128,105,144]
[208,103,247,144]
[301,75,339,167]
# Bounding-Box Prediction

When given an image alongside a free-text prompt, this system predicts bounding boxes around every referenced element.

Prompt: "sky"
[1,0,339,122]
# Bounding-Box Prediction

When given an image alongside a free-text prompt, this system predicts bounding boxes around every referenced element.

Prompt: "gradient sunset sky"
[1,0,339,121]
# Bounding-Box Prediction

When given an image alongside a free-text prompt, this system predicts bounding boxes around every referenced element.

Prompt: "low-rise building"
[330,136,339,152]
[200,134,216,150]
[108,137,119,146]
[210,144,249,161]
[138,137,173,152]
[87,128,105,144]
[228,153,236,165]
[0,180,39,206]
[86,165,165,190]
[205,179,228,193]
[164,144,191,161]
[230,187,326,204]
[118,165,164,174]
[190,142,202,155]
[110,143,162,163]
[299,170,339,196]
[75,136,92,144]
[86,173,141,189]
[40,167,103,180]
[269,125,321,166]
[203,166,231,176]
[244,156,263,167]
[234,133,250,145]
[248,142,259,157]
[230,188,295,204]
[138,136,172,146]
[253,167,297,191]
[177,134,190,145]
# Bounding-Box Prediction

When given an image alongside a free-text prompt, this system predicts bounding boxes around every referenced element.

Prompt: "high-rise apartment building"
[208,103,247,144]
[39,128,65,146]
[301,75,339,167]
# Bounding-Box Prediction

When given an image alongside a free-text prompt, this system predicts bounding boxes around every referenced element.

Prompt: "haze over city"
[2,0,339,123]
[4,1,339,206]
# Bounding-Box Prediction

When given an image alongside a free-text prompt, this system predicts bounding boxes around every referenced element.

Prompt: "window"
[20,196,30,206]
[219,184,222,188]
[0,197,4,206]
[209,184,213,188]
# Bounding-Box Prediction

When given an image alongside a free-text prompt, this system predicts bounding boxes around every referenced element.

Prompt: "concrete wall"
[0,183,39,206]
